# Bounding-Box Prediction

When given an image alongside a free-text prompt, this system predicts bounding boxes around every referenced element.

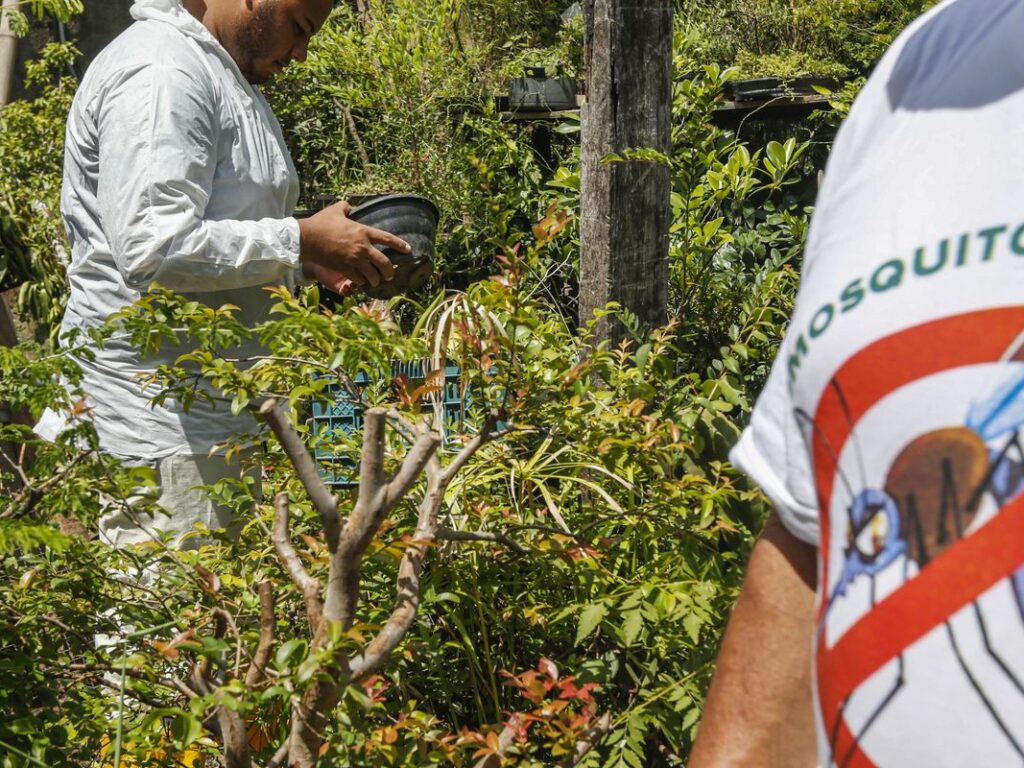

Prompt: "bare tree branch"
[379,428,443,518]
[349,415,497,681]
[271,491,323,632]
[288,411,442,766]
[439,412,499,485]
[560,711,612,767]
[472,714,526,768]
[324,409,440,630]
[347,515,434,682]
[340,101,371,173]
[356,406,386,495]
[436,525,527,556]
[215,705,253,768]
[259,399,342,550]
[245,581,276,688]
[266,741,290,768]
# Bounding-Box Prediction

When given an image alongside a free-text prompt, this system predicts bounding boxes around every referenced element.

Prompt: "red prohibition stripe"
[808,306,1024,766]
[818,493,1024,756]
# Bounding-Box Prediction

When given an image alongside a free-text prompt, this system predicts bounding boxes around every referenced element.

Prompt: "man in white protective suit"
[35,0,408,548]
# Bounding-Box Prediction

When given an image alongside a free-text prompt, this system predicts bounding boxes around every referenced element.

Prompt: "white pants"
[99,449,260,550]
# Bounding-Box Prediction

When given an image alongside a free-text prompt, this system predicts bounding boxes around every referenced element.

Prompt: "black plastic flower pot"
[347,193,439,299]
[508,66,579,112]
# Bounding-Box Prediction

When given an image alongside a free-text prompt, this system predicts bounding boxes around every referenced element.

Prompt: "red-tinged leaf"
[712,517,740,534]
[539,699,570,718]
[538,657,559,680]
[299,533,326,555]
[561,361,587,385]
[70,397,93,417]
[151,639,179,660]
[193,564,220,594]
[394,373,415,406]
[407,369,444,402]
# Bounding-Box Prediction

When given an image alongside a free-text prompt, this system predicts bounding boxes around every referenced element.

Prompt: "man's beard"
[232,1,278,84]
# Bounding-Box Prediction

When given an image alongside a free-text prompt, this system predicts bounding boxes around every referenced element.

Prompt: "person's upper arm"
[95,63,300,293]
[730,352,821,547]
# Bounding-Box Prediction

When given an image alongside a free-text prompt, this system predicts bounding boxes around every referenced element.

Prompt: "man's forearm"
[689,511,819,768]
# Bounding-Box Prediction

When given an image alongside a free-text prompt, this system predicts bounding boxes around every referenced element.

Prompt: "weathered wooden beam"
[579,0,672,346]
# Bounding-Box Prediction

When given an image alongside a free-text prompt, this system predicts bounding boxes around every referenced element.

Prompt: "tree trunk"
[0,0,17,106]
[579,0,673,346]
[0,0,17,351]
[71,1,133,74]
[0,294,21,493]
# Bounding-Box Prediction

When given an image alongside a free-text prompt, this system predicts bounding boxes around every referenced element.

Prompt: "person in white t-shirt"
[35,0,411,548]
[690,1,1024,765]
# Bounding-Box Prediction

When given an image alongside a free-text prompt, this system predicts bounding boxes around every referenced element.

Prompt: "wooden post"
[579,0,672,346]
[72,1,133,73]
[0,0,17,107]
[0,291,16,347]
[0,292,20,492]
[0,0,18,351]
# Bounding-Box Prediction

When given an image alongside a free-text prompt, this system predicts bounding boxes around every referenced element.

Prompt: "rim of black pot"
[348,193,440,224]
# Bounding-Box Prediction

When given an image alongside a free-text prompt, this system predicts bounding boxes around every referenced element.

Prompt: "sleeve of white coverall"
[95,63,302,293]
[729,337,822,547]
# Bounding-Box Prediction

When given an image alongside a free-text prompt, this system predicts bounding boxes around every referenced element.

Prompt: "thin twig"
[246,581,276,688]
[435,525,527,555]
[559,711,612,767]
[472,714,525,768]
[271,492,323,633]
[259,399,343,551]
[340,101,371,173]
[58,662,196,698]
[439,413,499,485]
[266,741,290,768]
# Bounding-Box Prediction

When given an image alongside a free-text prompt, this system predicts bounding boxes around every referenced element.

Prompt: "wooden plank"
[712,94,833,128]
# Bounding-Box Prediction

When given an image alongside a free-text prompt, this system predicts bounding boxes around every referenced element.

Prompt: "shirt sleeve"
[94,63,301,293]
[730,349,822,546]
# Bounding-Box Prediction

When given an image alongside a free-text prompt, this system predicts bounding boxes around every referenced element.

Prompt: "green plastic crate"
[310,360,470,486]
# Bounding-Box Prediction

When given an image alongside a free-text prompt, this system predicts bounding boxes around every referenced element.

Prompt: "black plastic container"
[346,194,438,299]
[508,66,579,112]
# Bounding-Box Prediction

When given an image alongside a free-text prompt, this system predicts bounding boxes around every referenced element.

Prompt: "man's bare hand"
[297,200,410,288]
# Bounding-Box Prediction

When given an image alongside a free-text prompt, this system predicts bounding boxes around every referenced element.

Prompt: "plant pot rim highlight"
[348,193,439,223]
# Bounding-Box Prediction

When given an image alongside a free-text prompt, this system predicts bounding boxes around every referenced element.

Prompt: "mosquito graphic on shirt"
[795,332,1024,767]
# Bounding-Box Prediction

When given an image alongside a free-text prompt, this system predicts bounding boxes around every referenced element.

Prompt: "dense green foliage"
[681,0,940,78]
[0,42,78,332]
[0,0,929,765]
[267,0,580,292]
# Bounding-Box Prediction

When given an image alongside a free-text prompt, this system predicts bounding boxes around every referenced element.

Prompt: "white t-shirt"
[731,0,1024,764]
[36,0,302,459]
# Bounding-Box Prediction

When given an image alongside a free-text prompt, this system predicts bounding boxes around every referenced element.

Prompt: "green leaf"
[575,602,608,645]
[170,713,203,749]
[620,608,644,646]
[274,638,307,671]
[683,611,703,644]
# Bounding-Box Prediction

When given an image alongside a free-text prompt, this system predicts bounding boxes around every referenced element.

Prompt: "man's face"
[225,0,333,84]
